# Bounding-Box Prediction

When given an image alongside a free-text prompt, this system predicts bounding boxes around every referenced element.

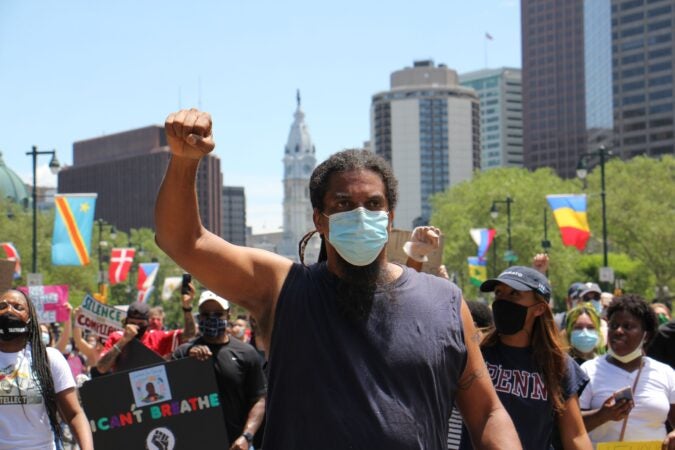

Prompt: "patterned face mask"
[199,315,228,338]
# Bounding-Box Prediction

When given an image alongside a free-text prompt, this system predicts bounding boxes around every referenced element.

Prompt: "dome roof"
[0,152,30,205]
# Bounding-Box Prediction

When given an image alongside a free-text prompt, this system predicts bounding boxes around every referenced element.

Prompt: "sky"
[0,0,521,233]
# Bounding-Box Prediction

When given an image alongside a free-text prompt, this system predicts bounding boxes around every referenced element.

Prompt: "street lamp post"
[490,196,517,263]
[96,219,116,289]
[542,207,552,253]
[25,146,60,274]
[576,145,611,268]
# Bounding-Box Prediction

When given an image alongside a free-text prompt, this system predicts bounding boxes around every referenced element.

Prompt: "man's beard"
[333,254,383,321]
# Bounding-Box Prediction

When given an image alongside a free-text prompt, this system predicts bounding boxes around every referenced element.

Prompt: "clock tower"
[278,91,318,261]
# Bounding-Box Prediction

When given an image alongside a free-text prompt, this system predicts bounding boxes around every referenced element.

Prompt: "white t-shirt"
[0,345,75,450]
[579,355,675,444]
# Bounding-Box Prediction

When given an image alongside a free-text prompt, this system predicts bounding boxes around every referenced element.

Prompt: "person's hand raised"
[165,108,215,160]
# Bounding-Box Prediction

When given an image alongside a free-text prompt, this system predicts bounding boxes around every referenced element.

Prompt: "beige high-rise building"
[371,60,480,228]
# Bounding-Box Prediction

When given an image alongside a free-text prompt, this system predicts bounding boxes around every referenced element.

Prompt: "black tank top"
[263,262,466,449]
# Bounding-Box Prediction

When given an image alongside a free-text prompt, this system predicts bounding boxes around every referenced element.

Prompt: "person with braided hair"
[0,289,92,450]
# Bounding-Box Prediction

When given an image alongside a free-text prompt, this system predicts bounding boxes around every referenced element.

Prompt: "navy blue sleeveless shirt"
[262,262,466,449]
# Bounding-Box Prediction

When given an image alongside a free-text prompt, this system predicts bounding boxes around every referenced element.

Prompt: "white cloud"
[19,164,58,188]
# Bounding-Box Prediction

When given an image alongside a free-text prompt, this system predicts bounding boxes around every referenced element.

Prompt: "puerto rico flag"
[0,242,21,279]
[108,248,136,284]
[136,262,160,303]
[469,228,496,260]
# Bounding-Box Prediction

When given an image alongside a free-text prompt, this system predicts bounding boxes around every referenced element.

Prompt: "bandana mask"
[199,316,228,338]
[0,314,30,341]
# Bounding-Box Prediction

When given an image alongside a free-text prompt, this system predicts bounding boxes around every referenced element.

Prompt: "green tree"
[584,155,674,299]
[430,166,583,303]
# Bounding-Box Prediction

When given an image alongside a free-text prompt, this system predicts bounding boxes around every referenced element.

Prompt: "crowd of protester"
[1,109,673,449]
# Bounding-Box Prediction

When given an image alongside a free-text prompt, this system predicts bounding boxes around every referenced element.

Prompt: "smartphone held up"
[181,273,192,295]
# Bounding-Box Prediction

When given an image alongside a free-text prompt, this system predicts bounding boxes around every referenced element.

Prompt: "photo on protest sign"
[80,358,228,450]
[386,228,444,274]
[130,365,172,407]
[76,294,125,338]
[17,285,70,323]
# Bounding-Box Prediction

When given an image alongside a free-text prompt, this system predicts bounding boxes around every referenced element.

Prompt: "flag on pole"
[468,257,487,287]
[546,194,591,251]
[108,248,136,284]
[161,276,182,301]
[485,32,494,40]
[469,228,496,260]
[51,194,97,266]
[0,243,21,279]
[137,262,160,303]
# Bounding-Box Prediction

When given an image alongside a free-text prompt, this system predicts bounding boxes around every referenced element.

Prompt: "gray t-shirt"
[263,262,466,449]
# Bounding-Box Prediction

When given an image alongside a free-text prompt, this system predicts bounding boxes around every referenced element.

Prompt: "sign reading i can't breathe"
[79,357,229,449]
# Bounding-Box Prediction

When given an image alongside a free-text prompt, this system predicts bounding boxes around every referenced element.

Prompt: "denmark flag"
[108,248,136,284]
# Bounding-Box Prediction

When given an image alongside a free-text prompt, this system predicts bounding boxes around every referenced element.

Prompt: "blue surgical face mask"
[570,328,599,354]
[41,331,51,346]
[591,299,603,314]
[199,316,228,338]
[324,207,389,266]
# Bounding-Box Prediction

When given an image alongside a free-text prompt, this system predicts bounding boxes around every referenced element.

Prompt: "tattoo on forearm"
[458,367,487,390]
[97,350,118,372]
[470,330,481,345]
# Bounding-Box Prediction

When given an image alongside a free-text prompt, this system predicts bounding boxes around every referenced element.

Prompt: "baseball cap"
[127,301,150,320]
[568,282,585,300]
[480,266,551,300]
[198,291,230,310]
[579,282,601,299]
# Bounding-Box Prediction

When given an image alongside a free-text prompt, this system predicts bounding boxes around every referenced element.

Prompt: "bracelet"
[112,343,122,353]
[182,307,193,312]
[242,432,254,443]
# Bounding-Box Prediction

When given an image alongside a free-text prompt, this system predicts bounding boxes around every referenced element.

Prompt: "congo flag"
[52,194,97,266]
[546,194,590,251]
[468,257,487,287]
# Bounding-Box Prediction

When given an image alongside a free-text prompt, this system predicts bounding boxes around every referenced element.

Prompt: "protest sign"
[16,285,70,323]
[76,294,125,338]
[597,442,662,450]
[80,357,229,450]
[0,260,14,293]
[386,228,444,274]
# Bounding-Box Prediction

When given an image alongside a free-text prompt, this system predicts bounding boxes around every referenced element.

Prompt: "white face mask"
[41,332,51,346]
[608,332,646,364]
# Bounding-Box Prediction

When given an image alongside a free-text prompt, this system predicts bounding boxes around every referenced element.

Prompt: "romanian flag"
[470,228,496,260]
[546,194,591,251]
[52,194,97,266]
[468,257,487,287]
[137,262,160,303]
[0,242,21,278]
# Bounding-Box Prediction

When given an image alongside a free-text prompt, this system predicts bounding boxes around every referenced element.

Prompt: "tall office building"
[612,0,674,157]
[460,68,524,170]
[58,126,222,233]
[371,60,480,228]
[521,0,614,178]
[222,186,246,246]
[277,92,318,261]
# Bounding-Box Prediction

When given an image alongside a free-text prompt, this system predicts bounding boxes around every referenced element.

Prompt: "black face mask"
[135,325,148,339]
[492,299,530,336]
[0,314,30,341]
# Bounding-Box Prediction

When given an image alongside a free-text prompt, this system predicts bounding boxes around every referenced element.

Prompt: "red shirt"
[101,329,182,361]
